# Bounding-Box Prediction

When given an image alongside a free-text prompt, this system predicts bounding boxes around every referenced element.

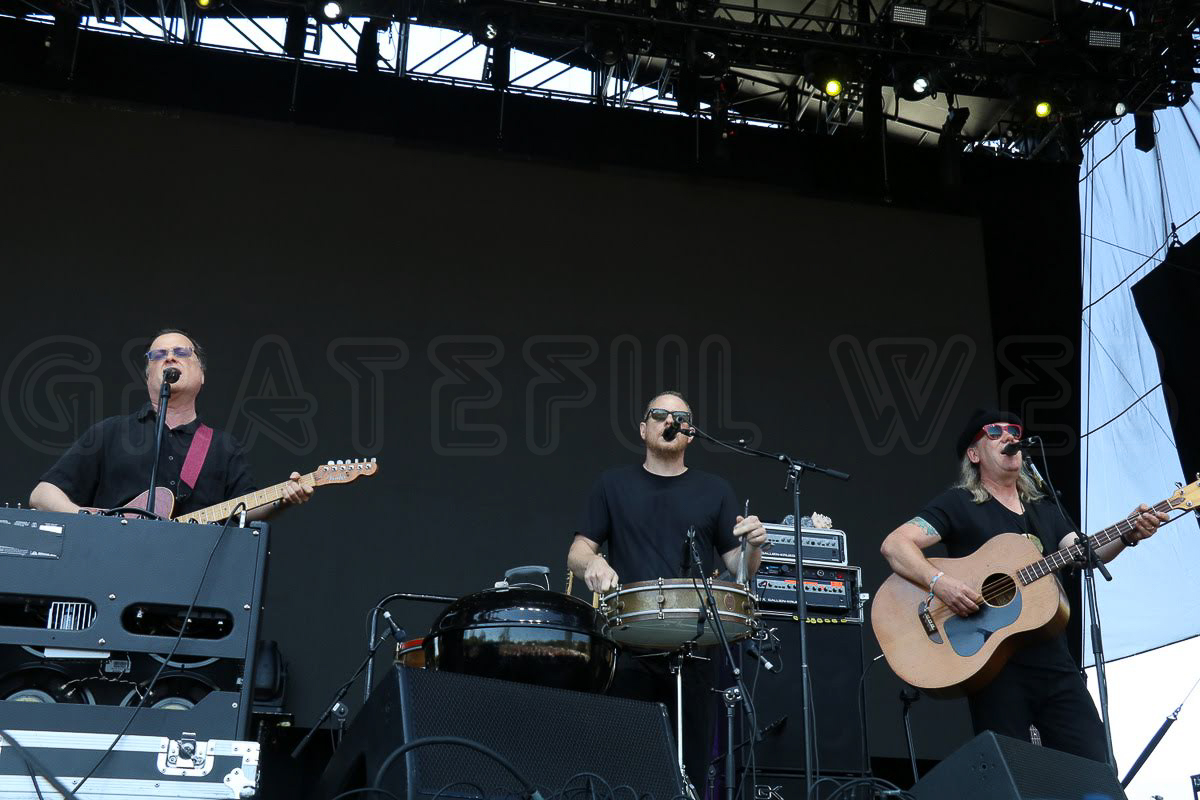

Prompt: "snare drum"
[395,637,427,669]
[600,577,757,649]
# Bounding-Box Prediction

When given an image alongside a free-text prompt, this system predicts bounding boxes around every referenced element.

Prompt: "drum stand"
[669,644,696,794]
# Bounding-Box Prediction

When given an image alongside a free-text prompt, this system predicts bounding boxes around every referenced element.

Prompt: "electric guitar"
[98,459,378,523]
[871,477,1199,697]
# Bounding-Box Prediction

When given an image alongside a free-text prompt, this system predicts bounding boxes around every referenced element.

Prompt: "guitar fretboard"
[176,473,317,524]
[1016,498,1173,584]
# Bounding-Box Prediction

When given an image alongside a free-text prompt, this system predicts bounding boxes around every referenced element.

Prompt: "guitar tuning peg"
[371,457,376,462]
[327,460,334,466]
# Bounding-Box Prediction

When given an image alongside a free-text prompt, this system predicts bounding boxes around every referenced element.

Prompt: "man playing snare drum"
[568,390,767,790]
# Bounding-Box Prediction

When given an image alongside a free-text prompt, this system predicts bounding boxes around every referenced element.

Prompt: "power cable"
[0,730,79,800]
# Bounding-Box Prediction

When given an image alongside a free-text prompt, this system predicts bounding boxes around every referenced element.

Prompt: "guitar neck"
[176,473,317,524]
[1016,497,1174,584]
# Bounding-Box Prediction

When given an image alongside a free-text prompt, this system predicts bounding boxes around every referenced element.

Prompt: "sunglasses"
[146,346,195,361]
[645,408,693,425]
[978,422,1022,440]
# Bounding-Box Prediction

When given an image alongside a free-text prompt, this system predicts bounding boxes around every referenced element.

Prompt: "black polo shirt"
[40,403,256,517]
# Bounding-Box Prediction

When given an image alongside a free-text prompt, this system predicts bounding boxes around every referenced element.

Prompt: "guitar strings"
[925,509,1186,624]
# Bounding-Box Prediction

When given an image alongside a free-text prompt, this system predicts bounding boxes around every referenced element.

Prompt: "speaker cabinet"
[911,731,1126,800]
[0,510,268,739]
[747,621,867,775]
[315,666,685,800]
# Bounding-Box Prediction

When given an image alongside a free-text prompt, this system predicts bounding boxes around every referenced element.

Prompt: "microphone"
[746,640,781,673]
[162,367,182,384]
[663,421,680,441]
[1001,436,1041,456]
[381,610,407,643]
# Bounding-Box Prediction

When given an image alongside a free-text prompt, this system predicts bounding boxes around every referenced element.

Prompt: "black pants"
[967,663,1108,762]
[608,650,717,790]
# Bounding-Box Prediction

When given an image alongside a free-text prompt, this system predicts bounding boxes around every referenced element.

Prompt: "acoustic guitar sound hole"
[981,573,1017,608]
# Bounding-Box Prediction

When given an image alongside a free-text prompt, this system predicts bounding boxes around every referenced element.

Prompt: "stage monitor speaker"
[314,666,685,800]
[747,620,867,774]
[910,731,1127,800]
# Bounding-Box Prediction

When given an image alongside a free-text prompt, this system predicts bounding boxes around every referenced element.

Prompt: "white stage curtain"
[1078,96,1200,665]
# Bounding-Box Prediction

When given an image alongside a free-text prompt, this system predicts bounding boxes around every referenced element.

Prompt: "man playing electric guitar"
[879,408,1167,762]
[29,328,312,520]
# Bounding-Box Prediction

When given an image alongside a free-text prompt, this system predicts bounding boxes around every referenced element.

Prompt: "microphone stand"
[146,370,177,516]
[364,591,458,703]
[686,424,849,799]
[684,527,756,800]
[1029,439,1117,771]
[293,627,402,760]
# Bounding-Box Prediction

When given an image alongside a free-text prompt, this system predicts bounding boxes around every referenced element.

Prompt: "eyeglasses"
[146,346,195,362]
[979,422,1022,440]
[645,408,692,425]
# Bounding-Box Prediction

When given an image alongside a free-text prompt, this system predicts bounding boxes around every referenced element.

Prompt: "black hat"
[955,408,1023,458]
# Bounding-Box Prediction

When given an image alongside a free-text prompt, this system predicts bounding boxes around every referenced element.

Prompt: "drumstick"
[736,499,750,585]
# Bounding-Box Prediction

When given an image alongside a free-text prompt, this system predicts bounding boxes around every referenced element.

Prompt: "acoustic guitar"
[871,478,1199,697]
[97,459,378,523]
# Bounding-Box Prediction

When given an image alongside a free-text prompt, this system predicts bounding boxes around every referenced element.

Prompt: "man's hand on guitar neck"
[931,573,983,617]
[245,472,313,522]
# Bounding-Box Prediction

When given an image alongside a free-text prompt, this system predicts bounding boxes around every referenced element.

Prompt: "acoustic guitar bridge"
[917,600,943,643]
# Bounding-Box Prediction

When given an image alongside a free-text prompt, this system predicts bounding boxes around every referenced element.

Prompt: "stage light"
[321,1,343,20]
[472,12,512,47]
[195,0,213,9]
[804,51,854,99]
[585,23,624,67]
[893,62,936,102]
[1034,100,1052,118]
[1114,101,1128,117]
[890,4,928,27]
[1087,29,1122,49]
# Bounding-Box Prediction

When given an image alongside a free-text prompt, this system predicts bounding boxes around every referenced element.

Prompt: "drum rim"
[601,580,754,601]
[607,608,755,624]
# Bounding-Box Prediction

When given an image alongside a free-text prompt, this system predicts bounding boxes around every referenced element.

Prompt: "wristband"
[928,571,945,590]
[1120,530,1138,547]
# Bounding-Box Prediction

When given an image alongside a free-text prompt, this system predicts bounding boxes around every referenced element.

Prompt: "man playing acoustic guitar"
[879,408,1167,762]
[29,329,312,520]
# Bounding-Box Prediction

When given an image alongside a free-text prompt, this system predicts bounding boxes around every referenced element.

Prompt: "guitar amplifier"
[0,729,259,799]
[753,562,862,623]
[761,524,848,565]
[0,509,268,740]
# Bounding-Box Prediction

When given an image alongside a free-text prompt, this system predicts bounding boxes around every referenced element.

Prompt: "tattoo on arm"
[909,516,940,538]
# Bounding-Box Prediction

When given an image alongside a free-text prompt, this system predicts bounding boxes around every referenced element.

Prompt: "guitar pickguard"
[943,591,1022,657]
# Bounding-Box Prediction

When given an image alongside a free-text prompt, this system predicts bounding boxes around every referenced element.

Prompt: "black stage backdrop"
[0,88,1067,761]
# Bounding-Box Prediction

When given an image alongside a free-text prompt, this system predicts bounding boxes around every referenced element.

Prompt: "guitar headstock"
[313,458,379,486]
[1167,476,1200,512]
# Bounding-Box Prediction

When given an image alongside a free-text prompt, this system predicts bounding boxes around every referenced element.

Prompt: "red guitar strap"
[180,424,214,490]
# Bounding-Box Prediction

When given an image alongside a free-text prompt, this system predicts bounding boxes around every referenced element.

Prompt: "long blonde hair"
[954,453,1044,504]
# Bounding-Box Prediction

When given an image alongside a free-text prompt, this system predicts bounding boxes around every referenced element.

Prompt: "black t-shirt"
[578,465,740,584]
[918,487,1078,672]
[40,403,257,517]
